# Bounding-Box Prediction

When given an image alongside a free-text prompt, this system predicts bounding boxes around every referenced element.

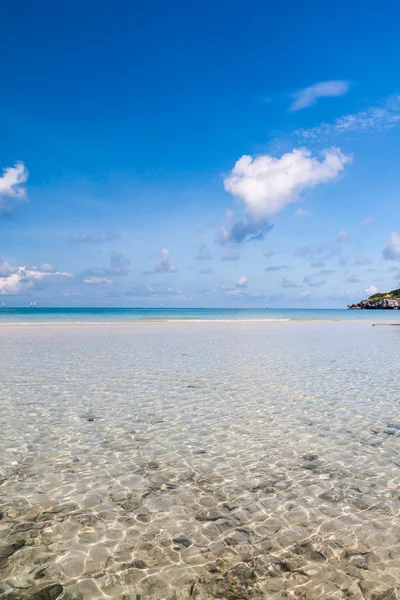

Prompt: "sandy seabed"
[1,321,400,599]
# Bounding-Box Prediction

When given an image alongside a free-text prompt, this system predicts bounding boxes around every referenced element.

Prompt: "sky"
[1,0,400,308]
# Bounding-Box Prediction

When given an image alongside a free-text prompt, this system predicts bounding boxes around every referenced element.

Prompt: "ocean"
[1,320,400,598]
[1,306,400,323]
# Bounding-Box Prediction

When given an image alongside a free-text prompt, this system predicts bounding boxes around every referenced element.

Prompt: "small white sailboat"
[160,303,163,309]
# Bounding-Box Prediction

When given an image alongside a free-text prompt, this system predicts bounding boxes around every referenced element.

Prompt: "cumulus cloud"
[81,253,130,281]
[154,248,176,273]
[105,252,130,276]
[194,244,213,260]
[365,284,378,296]
[37,263,56,273]
[0,263,71,295]
[82,276,112,285]
[383,232,400,261]
[236,276,248,288]
[224,148,350,221]
[218,219,273,245]
[0,162,29,213]
[290,80,350,111]
[221,248,240,261]
[0,259,17,277]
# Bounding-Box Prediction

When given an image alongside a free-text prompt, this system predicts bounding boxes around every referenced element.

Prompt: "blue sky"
[1,0,400,307]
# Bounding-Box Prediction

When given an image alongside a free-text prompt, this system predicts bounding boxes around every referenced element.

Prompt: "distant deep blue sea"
[1,307,400,322]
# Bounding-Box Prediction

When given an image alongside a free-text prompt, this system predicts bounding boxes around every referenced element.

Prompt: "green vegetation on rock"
[368,288,400,301]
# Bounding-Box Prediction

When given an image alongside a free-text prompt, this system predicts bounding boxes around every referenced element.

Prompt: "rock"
[133,560,147,569]
[30,584,64,600]
[301,460,323,473]
[195,510,223,522]
[146,462,159,470]
[0,540,25,559]
[172,537,192,548]
[319,489,345,502]
[223,501,238,511]
[348,295,400,310]
[121,498,141,511]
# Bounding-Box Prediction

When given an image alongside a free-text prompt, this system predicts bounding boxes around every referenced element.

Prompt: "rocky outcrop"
[348,298,400,309]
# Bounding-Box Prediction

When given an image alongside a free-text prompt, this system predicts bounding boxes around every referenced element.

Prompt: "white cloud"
[383,232,400,261]
[224,148,350,221]
[82,276,112,285]
[295,208,310,217]
[0,259,17,277]
[0,162,29,213]
[236,276,248,288]
[297,94,400,140]
[365,284,378,296]
[290,80,350,111]
[37,263,56,273]
[337,230,350,243]
[0,264,71,295]
[154,248,176,273]
[105,252,130,275]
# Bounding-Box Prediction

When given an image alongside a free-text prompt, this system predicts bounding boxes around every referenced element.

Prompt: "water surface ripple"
[1,322,400,599]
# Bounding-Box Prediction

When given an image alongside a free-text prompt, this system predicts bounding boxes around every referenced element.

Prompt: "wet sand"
[1,321,400,599]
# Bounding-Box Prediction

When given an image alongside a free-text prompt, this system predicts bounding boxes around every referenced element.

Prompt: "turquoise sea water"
[1,306,400,322]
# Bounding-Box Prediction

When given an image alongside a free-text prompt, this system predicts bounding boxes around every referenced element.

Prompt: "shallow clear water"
[1,306,400,323]
[1,322,400,599]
